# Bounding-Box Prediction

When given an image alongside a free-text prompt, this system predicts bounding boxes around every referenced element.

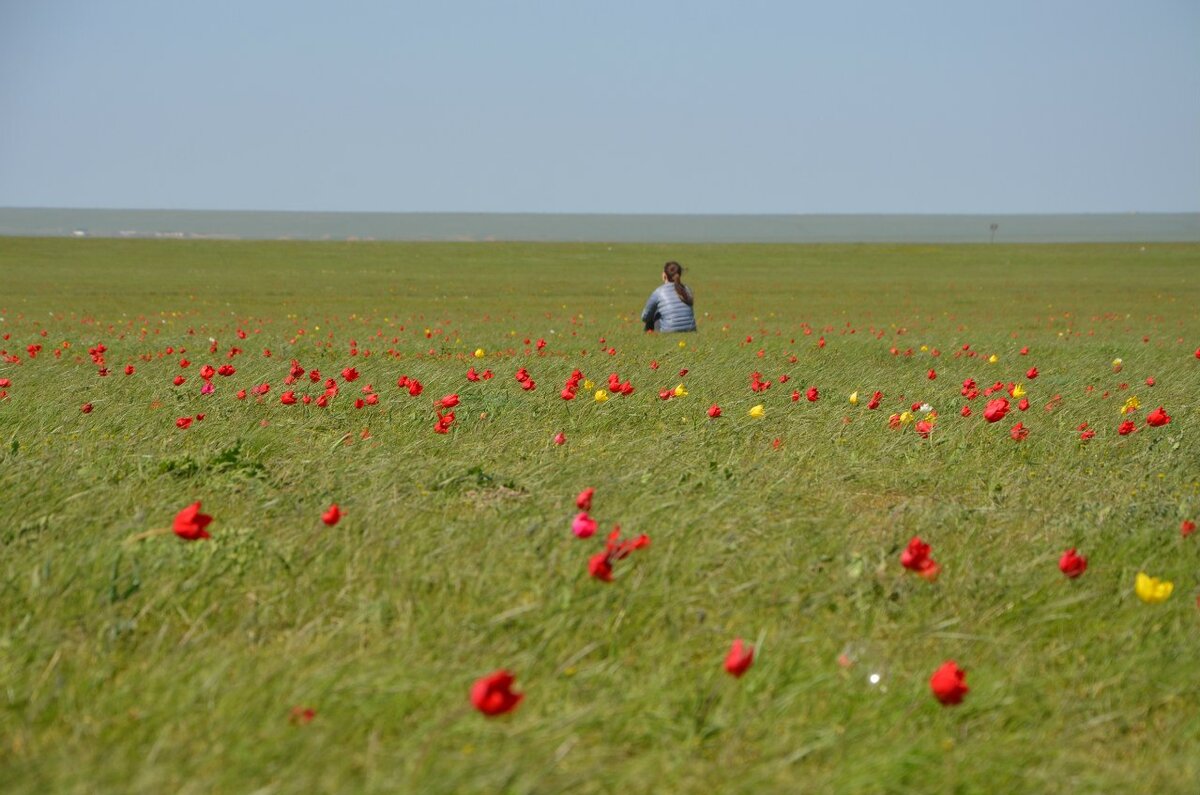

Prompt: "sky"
[1,1,1198,214]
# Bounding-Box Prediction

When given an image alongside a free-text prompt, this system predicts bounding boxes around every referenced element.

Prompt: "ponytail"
[664,261,693,307]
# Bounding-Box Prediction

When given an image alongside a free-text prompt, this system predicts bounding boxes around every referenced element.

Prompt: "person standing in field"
[642,261,696,332]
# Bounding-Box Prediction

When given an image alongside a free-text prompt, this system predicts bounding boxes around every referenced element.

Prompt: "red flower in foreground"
[900,536,940,581]
[707,404,722,418]
[806,386,819,402]
[341,367,359,382]
[930,661,969,706]
[588,527,650,582]
[173,502,212,541]
[1118,420,1136,436]
[553,432,566,445]
[1181,520,1196,538]
[1010,422,1029,441]
[572,512,598,539]
[322,504,341,526]
[1058,548,1087,578]
[983,398,1009,423]
[724,638,755,678]
[576,487,594,511]
[1145,406,1171,427]
[176,416,193,429]
[81,402,93,414]
[470,670,523,717]
[436,393,460,409]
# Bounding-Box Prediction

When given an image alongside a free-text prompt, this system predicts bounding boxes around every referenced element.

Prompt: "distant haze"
[1,208,1198,243]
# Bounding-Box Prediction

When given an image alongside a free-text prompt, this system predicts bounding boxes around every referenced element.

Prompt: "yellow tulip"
[584,379,594,390]
[848,391,859,405]
[919,345,929,352]
[594,390,608,403]
[673,383,687,397]
[899,411,914,425]
[474,348,485,358]
[1120,396,1140,415]
[1135,572,1173,604]
[1012,384,1026,398]
[678,340,686,348]
[987,354,999,364]
[748,404,765,418]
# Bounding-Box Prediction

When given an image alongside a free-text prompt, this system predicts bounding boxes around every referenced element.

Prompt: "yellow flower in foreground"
[584,379,594,390]
[748,404,765,418]
[848,391,859,405]
[673,383,687,397]
[899,411,914,425]
[474,348,485,358]
[1012,383,1026,398]
[1135,572,1173,604]
[919,345,929,352]
[593,390,608,403]
[987,354,999,364]
[678,340,686,348]
[1120,396,1140,415]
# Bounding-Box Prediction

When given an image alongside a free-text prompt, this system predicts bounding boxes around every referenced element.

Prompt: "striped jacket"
[641,283,696,332]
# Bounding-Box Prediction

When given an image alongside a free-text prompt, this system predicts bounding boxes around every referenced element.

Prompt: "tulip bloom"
[470,670,523,716]
[1118,420,1137,436]
[848,391,858,405]
[1135,572,1173,603]
[724,639,755,678]
[572,512,598,539]
[707,404,722,419]
[900,536,940,581]
[322,504,341,526]
[930,661,969,706]
[594,390,608,403]
[1182,520,1196,538]
[749,404,765,418]
[1145,406,1171,427]
[173,502,213,541]
[1010,422,1028,441]
[576,488,594,511]
[983,398,1009,423]
[435,393,460,409]
[1058,548,1087,578]
[553,432,566,445]
[806,387,819,402]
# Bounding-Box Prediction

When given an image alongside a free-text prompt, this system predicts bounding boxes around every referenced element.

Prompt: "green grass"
[1,237,1199,794]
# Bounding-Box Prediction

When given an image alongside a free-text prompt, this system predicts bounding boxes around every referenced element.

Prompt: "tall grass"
[1,238,1198,793]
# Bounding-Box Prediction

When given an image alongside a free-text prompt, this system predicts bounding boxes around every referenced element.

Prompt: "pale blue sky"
[1,1,1197,213]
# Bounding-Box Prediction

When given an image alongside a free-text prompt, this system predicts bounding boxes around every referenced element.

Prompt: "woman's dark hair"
[664,261,693,307]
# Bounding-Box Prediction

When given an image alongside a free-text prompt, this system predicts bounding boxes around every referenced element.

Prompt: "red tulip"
[707,404,722,418]
[124,365,135,376]
[900,536,940,581]
[575,488,594,511]
[1181,520,1196,538]
[1010,422,1028,441]
[173,502,213,541]
[322,504,341,526]
[806,387,819,402]
[572,512,598,539]
[1026,367,1038,379]
[553,432,566,445]
[1058,548,1087,578]
[1118,420,1137,436]
[81,403,93,414]
[176,417,193,429]
[470,670,523,717]
[960,405,972,417]
[1145,406,1171,427]
[983,398,1009,423]
[436,393,460,409]
[930,661,968,705]
[927,369,937,380]
[341,367,359,382]
[1017,398,1030,411]
[724,639,755,678]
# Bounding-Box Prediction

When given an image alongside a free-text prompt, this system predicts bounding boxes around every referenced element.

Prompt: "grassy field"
[1,237,1199,794]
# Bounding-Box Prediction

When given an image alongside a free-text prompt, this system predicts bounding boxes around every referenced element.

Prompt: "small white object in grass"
[868,673,882,685]
[919,403,932,413]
